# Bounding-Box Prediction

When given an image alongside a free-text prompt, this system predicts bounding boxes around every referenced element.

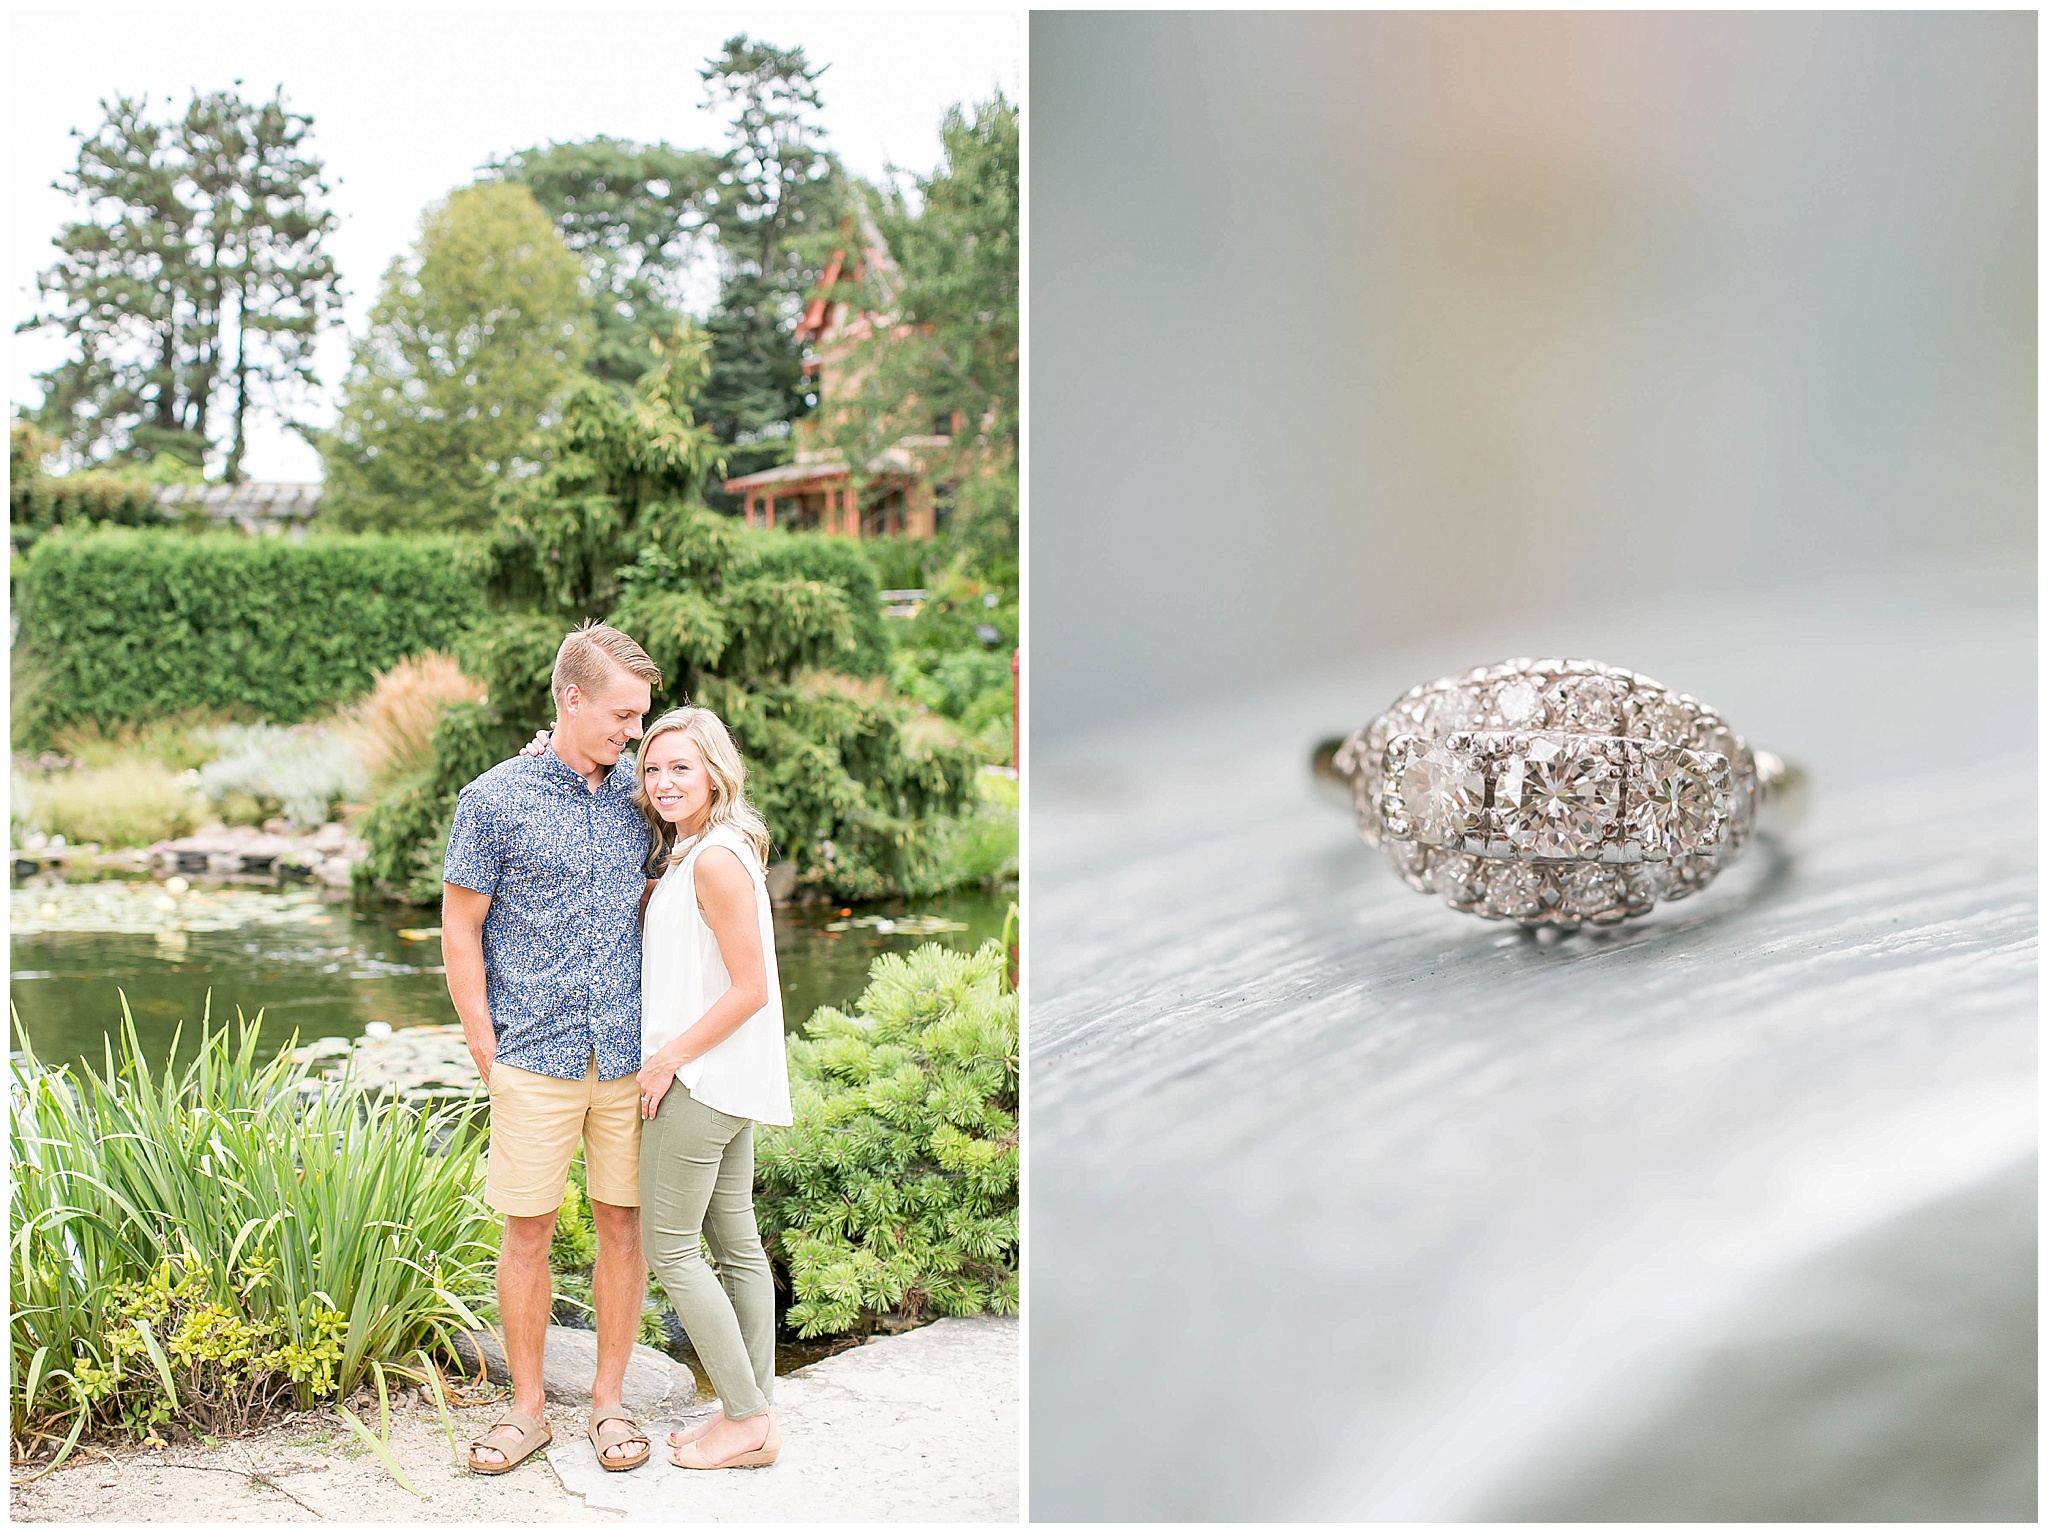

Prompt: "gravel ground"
[10,1392,613,1523]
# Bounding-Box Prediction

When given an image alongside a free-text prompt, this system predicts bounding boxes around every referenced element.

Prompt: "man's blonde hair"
[551,620,661,707]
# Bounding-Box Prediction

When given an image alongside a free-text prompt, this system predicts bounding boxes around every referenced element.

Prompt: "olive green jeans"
[640,1080,775,1421]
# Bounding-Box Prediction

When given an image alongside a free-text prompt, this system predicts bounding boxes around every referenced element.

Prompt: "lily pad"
[821,914,970,936]
[10,881,337,938]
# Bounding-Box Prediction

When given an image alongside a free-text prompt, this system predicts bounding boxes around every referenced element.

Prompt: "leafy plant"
[915,770,1018,894]
[9,1003,496,1470]
[757,940,1019,1337]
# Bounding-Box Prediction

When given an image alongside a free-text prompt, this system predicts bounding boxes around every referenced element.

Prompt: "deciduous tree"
[320,182,588,532]
[491,137,722,389]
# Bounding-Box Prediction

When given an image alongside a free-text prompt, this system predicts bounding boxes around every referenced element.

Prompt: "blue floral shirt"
[443,748,652,1082]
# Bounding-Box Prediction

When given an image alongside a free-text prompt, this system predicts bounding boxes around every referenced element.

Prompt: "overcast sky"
[7,3,1021,480]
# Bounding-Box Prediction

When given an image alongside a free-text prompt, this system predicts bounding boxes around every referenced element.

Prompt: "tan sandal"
[468,1409,551,1475]
[669,1412,779,1470]
[666,1416,717,1448]
[590,1412,650,1472]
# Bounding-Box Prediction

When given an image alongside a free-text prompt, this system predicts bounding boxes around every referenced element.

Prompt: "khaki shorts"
[485,1053,642,1216]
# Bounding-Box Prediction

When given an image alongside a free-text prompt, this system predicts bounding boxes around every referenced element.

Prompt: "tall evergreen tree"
[696,35,847,508]
[357,329,979,904]
[319,182,589,532]
[21,87,340,477]
[490,137,722,390]
[181,89,341,482]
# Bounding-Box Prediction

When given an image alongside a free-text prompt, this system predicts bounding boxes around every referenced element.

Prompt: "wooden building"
[725,233,951,540]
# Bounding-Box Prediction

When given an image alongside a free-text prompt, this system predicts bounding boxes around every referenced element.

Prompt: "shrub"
[12,528,487,737]
[887,566,1017,766]
[354,700,521,904]
[915,770,1019,893]
[354,338,978,903]
[18,762,205,848]
[10,1007,496,1466]
[10,424,167,553]
[352,652,487,790]
[757,941,1019,1337]
[195,723,368,828]
[700,672,981,900]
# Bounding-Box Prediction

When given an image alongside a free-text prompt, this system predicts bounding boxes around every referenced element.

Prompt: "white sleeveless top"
[640,824,793,1126]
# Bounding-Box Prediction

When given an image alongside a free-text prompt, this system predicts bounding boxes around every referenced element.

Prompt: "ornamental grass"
[352,652,488,792]
[17,761,206,849]
[9,1001,496,1474]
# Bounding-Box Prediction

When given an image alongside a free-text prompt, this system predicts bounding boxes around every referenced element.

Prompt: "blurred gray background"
[1031,10,2034,740]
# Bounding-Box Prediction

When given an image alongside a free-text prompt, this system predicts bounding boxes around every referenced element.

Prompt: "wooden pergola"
[725,458,933,539]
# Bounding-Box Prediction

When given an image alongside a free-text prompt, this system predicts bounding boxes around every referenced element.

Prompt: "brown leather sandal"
[468,1409,551,1475]
[591,1412,651,1472]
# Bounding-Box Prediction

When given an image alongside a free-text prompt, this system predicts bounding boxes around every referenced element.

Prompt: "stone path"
[548,1316,1019,1522]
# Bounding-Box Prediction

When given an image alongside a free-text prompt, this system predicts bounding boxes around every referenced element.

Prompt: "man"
[442,620,662,1474]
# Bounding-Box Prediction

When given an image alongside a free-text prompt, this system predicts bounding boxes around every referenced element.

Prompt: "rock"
[765,860,797,905]
[450,1325,696,1415]
[313,859,354,889]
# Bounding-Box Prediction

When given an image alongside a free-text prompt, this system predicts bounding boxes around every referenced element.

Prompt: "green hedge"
[15,529,488,731]
[11,474,166,553]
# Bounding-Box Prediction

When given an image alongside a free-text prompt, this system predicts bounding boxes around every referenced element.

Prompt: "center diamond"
[1398,742,1486,848]
[1494,736,1616,858]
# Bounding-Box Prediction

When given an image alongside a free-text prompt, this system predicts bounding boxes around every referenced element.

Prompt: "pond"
[9,871,1014,1077]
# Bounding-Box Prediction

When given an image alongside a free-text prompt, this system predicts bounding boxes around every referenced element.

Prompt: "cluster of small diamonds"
[1334,659,1759,929]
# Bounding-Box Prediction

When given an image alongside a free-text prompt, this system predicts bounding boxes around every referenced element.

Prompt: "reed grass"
[352,652,487,791]
[9,998,497,1471]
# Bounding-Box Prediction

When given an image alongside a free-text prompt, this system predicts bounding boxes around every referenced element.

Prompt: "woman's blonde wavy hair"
[632,706,772,871]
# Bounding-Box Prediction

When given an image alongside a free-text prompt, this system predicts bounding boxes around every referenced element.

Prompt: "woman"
[548,705,794,1469]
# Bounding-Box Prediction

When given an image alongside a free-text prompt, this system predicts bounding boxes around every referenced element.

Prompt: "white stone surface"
[548,1316,1018,1522]
[1029,568,2035,1521]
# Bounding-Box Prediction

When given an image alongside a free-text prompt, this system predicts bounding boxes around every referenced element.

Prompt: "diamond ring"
[1312,658,1807,929]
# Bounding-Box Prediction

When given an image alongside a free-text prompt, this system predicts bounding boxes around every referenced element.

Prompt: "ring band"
[1314,658,1807,928]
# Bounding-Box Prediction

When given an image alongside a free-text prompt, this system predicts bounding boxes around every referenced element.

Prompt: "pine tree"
[22,88,340,476]
[696,35,848,508]
[757,941,1020,1337]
